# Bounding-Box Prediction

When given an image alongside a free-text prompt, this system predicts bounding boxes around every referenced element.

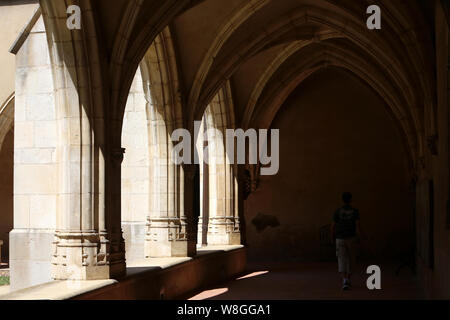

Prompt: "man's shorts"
[336,237,357,274]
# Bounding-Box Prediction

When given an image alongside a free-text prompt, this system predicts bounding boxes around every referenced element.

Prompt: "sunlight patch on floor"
[189,288,229,300]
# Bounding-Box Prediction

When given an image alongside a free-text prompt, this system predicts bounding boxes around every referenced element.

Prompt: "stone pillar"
[144,99,196,257]
[10,15,56,290]
[197,118,209,246]
[204,97,241,246]
[145,138,196,257]
[182,163,200,254]
[121,66,148,263]
[207,156,241,245]
[38,0,126,281]
[106,147,127,278]
[138,28,196,257]
[50,102,116,280]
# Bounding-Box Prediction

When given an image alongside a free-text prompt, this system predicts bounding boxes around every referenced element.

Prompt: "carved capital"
[111,147,126,165]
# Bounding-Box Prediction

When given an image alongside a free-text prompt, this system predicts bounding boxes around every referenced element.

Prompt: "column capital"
[111,147,126,164]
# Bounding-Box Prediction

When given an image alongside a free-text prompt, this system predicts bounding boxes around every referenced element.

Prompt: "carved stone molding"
[207,216,241,245]
[51,230,110,280]
[208,216,241,236]
[111,147,126,165]
[146,217,187,242]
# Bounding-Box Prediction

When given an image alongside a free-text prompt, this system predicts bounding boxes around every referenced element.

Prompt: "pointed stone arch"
[188,3,433,159]
[0,93,14,153]
[197,82,241,246]
[246,45,419,175]
[138,27,195,257]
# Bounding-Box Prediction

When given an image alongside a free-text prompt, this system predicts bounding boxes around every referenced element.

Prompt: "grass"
[0,276,10,286]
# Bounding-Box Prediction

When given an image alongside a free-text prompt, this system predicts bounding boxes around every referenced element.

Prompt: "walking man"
[331,192,360,290]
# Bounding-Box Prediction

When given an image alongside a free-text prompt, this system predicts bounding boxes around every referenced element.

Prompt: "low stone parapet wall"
[0,245,246,300]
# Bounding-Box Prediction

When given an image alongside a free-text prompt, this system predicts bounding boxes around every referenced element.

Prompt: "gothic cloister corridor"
[0,0,450,305]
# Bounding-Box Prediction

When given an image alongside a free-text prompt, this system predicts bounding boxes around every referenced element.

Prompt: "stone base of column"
[103,230,126,279]
[145,217,196,257]
[9,228,54,291]
[51,231,122,281]
[207,231,241,245]
[52,264,110,280]
[207,217,242,245]
[109,255,126,279]
[145,239,196,257]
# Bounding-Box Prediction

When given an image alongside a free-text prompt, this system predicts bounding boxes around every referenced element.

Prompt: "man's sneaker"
[342,279,350,290]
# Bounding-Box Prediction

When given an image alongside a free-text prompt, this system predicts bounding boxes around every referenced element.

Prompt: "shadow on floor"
[187,260,423,300]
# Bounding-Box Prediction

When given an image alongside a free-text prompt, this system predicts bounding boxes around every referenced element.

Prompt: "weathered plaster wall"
[245,68,414,263]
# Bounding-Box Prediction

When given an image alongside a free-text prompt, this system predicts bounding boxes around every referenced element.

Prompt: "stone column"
[197,118,209,246]
[182,163,200,255]
[39,0,126,281]
[207,152,241,245]
[139,28,196,257]
[204,96,241,245]
[106,147,127,278]
[10,15,57,290]
[121,66,148,263]
[145,131,197,257]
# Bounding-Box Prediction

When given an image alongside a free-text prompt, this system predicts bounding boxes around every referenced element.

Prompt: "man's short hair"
[342,192,352,203]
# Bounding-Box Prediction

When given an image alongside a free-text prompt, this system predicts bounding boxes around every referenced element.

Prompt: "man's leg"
[347,238,357,285]
[344,241,352,289]
[337,239,350,289]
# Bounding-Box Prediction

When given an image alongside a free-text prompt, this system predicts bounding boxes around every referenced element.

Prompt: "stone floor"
[188,261,424,300]
[0,286,9,295]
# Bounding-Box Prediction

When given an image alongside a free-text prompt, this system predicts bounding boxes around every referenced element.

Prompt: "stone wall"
[245,68,414,263]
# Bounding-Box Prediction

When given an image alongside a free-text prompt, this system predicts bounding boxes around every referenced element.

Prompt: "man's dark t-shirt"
[333,205,359,239]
